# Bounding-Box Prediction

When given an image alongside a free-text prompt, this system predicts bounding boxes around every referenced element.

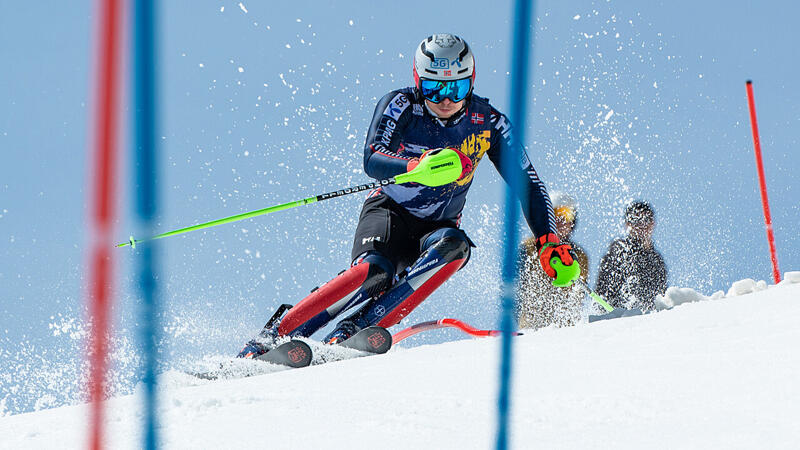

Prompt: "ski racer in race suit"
[239,33,579,357]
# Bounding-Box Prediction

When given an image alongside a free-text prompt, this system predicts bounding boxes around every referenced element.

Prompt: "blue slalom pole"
[132,0,160,448]
[496,1,535,449]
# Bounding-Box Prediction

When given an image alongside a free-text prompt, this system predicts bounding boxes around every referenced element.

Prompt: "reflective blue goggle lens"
[420,78,472,103]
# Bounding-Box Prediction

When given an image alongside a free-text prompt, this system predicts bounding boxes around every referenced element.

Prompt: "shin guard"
[344,230,470,329]
[278,253,393,337]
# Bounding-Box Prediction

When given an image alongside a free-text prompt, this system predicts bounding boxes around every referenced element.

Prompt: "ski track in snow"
[1,277,799,449]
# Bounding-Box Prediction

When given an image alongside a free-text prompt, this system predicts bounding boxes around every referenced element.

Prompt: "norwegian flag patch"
[471,113,485,124]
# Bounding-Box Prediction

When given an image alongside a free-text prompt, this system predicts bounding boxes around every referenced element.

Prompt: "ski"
[338,326,392,354]
[588,308,645,322]
[255,339,313,368]
[187,327,389,380]
[575,279,645,323]
[187,339,312,380]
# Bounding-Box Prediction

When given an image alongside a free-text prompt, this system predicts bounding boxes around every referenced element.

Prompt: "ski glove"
[407,147,473,180]
[537,233,580,286]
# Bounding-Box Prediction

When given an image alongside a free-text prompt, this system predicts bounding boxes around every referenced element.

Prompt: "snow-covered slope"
[2,277,799,449]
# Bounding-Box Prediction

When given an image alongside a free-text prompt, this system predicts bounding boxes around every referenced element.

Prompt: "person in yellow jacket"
[517,192,589,330]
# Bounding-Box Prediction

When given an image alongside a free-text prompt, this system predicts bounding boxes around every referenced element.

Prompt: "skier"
[595,201,668,312]
[239,33,579,358]
[517,192,589,330]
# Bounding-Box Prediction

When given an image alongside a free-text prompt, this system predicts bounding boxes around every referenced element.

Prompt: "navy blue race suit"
[241,87,559,354]
[363,87,556,235]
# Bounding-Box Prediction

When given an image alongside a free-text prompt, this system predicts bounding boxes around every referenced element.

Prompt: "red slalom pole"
[745,80,781,284]
[392,318,523,344]
[87,0,122,448]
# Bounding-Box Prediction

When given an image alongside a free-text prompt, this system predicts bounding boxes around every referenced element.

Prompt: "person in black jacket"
[595,201,667,312]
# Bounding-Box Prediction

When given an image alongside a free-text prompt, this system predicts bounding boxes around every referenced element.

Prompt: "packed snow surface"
[2,277,799,449]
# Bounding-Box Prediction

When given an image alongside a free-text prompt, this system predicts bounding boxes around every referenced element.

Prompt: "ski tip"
[340,326,392,354]
[256,340,313,368]
[362,326,393,354]
[286,341,313,367]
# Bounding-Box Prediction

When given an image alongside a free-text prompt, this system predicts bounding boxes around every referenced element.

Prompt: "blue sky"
[1,1,797,413]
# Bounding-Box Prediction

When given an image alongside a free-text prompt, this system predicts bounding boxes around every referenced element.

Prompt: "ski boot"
[323,318,363,345]
[237,304,292,359]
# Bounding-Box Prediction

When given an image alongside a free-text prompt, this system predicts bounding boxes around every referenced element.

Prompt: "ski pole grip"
[550,257,580,287]
[395,148,462,187]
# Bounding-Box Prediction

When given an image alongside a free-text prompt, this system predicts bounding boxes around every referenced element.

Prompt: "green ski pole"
[117,148,462,248]
[575,279,614,312]
[579,278,646,322]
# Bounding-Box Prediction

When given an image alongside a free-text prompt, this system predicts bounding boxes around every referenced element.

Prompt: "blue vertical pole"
[132,0,160,448]
[496,1,535,449]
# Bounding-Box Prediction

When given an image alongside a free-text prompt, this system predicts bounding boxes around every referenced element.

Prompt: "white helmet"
[413,34,475,101]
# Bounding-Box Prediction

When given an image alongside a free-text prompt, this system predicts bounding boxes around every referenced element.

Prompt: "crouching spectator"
[517,192,589,330]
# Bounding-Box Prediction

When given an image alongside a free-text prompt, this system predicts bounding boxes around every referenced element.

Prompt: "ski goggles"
[554,205,576,223]
[419,78,472,103]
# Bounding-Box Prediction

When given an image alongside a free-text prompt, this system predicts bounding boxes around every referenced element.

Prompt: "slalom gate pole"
[392,318,523,344]
[116,148,462,248]
[86,0,122,448]
[132,0,160,448]
[745,80,781,284]
[497,1,535,449]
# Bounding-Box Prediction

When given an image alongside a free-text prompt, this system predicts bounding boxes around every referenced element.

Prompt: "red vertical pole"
[745,80,781,284]
[88,0,121,448]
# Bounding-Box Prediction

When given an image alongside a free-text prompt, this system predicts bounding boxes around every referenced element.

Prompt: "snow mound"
[656,272,800,311]
[655,286,715,310]
[781,270,800,284]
